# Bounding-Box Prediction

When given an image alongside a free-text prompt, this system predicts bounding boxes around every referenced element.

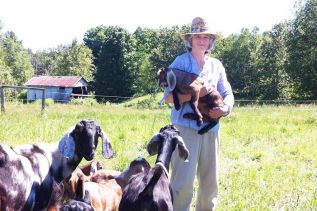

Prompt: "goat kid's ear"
[147,133,161,156]
[166,69,176,92]
[175,136,189,161]
[101,129,114,159]
[89,161,98,176]
[83,190,91,204]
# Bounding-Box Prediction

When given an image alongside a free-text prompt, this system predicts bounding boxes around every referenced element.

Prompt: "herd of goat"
[0,120,189,211]
[0,68,224,210]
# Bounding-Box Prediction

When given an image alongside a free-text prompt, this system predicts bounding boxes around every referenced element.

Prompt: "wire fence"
[1,86,316,114]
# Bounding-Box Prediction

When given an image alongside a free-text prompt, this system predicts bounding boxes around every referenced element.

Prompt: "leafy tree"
[216,28,261,99]
[255,22,293,100]
[52,40,95,81]
[286,0,317,99]
[84,26,137,99]
[133,27,160,94]
[31,40,95,83]
[0,47,13,85]
[31,50,56,75]
[141,26,187,94]
[149,26,187,69]
[2,31,34,85]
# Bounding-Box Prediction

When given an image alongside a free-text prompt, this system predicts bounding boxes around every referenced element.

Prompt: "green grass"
[0,102,316,210]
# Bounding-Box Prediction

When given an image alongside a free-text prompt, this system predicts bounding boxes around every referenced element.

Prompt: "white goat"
[0,119,113,210]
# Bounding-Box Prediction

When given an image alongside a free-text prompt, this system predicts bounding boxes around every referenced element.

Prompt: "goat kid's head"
[72,119,114,160]
[147,125,189,161]
[157,67,176,91]
[127,157,151,175]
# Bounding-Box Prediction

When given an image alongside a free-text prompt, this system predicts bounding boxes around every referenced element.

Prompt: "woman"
[165,17,234,211]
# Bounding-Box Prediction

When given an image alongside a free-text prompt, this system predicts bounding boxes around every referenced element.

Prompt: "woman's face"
[191,34,211,52]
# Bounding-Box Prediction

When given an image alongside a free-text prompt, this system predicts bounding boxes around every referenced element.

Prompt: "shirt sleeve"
[217,62,234,115]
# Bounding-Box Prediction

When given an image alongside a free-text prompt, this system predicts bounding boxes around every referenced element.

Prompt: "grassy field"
[0,101,316,210]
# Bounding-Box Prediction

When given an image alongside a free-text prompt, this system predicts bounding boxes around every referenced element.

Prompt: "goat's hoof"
[197,120,203,126]
[175,105,181,110]
[198,129,207,135]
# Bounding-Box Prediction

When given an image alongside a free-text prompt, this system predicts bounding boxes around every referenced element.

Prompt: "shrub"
[70,98,98,106]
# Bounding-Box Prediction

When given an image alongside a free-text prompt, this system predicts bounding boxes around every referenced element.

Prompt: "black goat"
[0,119,113,210]
[119,125,189,211]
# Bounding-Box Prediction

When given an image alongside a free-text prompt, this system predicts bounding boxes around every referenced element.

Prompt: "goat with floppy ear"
[0,119,113,210]
[119,124,189,211]
[158,67,204,126]
[147,124,189,164]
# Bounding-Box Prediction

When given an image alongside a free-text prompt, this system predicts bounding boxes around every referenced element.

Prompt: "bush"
[70,97,98,106]
[34,98,55,107]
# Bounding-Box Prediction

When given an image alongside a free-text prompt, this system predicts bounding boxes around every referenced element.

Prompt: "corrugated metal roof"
[25,76,87,87]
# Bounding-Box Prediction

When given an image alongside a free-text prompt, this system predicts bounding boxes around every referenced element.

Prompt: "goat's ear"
[147,133,161,156]
[157,68,162,76]
[166,69,176,91]
[100,129,114,159]
[83,190,91,204]
[58,132,75,158]
[175,136,189,161]
[76,175,85,199]
[89,161,98,176]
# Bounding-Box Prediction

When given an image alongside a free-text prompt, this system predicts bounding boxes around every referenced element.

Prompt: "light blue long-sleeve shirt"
[168,52,234,133]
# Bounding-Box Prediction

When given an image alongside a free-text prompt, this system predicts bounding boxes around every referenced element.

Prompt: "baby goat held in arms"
[158,67,204,126]
[0,119,113,211]
[184,89,224,134]
[119,125,189,211]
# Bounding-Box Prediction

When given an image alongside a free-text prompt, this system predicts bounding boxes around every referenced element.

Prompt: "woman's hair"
[184,35,216,53]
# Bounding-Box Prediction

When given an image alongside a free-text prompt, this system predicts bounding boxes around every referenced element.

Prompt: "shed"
[24,76,89,103]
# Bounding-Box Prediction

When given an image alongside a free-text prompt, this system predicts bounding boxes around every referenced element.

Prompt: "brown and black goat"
[47,178,94,211]
[158,67,204,126]
[119,125,189,211]
[66,157,150,211]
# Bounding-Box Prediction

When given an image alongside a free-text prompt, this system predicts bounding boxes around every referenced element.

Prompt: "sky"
[0,0,298,52]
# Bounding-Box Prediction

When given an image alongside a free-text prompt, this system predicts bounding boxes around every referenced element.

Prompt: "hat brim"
[181,32,218,40]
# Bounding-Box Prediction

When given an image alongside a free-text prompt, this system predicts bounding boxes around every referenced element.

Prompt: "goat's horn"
[175,136,189,161]
[101,129,114,159]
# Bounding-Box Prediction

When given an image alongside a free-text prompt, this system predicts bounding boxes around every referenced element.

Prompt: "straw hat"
[183,17,218,40]
[182,17,218,51]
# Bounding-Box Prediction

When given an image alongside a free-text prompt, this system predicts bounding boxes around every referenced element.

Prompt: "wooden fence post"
[0,86,5,113]
[0,85,46,113]
[41,89,46,112]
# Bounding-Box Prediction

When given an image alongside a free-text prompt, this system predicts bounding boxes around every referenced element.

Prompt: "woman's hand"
[208,105,229,119]
[199,85,212,97]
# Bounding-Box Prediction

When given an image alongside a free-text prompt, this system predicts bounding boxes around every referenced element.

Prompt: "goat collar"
[155,162,169,178]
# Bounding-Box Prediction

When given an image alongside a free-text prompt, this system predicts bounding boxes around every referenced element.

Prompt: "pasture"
[0,101,316,210]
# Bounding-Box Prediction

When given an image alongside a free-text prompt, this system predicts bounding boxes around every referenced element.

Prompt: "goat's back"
[0,143,55,210]
[84,180,122,211]
[172,68,202,94]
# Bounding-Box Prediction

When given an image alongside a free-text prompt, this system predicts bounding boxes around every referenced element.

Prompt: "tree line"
[0,0,316,101]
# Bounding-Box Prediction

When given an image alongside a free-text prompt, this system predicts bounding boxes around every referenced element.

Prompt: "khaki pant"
[171,124,220,211]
